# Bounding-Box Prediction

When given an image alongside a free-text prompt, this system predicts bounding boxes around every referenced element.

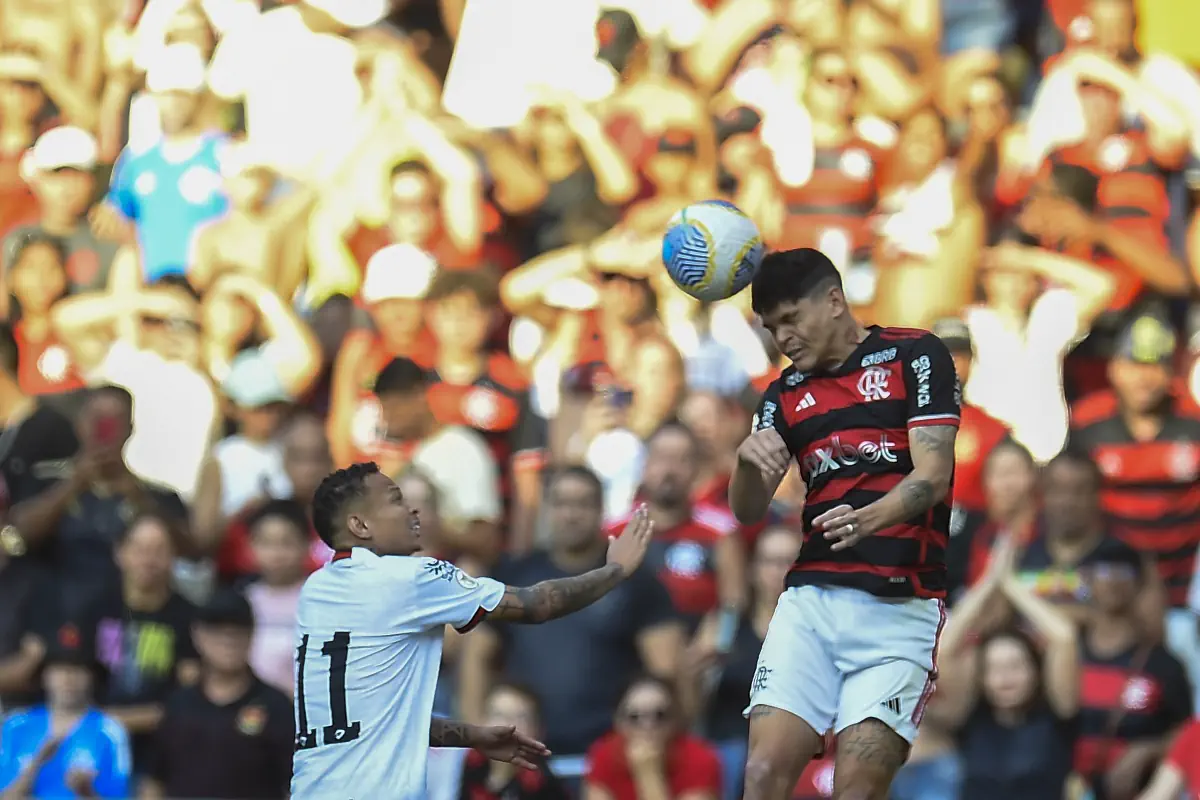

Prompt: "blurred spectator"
[460,467,683,775]
[142,589,292,800]
[1074,539,1192,800]
[458,682,569,800]
[2,126,117,317]
[0,542,56,711]
[5,233,86,395]
[583,674,721,800]
[0,633,131,799]
[74,513,198,772]
[931,536,1081,800]
[932,317,1009,514]
[6,385,189,619]
[679,525,800,800]
[0,52,56,238]
[372,356,502,564]
[98,43,230,281]
[607,422,746,622]
[1069,312,1200,708]
[244,500,309,696]
[328,243,437,466]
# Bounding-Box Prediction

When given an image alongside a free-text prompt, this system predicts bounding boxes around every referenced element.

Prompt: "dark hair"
[247,498,311,541]
[983,437,1036,474]
[977,627,1045,710]
[750,248,843,316]
[618,674,678,714]
[116,511,181,551]
[311,462,381,548]
[647,419,700,454]
[425,267,501,309]
[10,231,68,268]
[0,321,18,377]
[1044,447,1103,491]
[1049,163,1101,214]
[373,357,428,397]
[545,464,604,508]
[150,273,203,302]
[488,681,544,723]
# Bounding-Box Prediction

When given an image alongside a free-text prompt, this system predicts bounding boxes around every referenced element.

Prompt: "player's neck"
[817,321,870,372]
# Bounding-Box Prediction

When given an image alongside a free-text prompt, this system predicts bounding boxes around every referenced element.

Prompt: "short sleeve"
[1166,719,1200,771]
[106,149,139,221]
[751,380,788,438]
[404,558,506,633]
[902,333,961,429]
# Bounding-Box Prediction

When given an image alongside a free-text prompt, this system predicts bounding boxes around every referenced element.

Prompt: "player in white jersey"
[291,462,654,798]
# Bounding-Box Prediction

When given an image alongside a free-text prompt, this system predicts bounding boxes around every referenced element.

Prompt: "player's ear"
[346,511,369,541]
[827,284,847,318]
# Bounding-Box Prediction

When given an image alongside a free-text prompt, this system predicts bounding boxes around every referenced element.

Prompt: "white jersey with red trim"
[291,547,505,798]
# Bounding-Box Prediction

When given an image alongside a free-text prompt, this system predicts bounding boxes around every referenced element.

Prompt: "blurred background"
[1,0,1200,798]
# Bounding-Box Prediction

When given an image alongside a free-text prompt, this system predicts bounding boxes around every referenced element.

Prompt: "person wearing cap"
[143,589,293,800]
[1,126,118,318]
[99,42,231,282]
[1074,536,1192,800]
[328,243,439,467]
[931,317,1008,514]
[0,630,131,798]
[1069,311,1200,712]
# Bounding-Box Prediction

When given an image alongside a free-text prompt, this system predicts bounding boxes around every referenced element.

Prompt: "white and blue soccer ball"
[661,200,765,303]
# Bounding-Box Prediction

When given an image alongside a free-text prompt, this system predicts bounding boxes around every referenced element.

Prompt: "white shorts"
[745,585,946,744]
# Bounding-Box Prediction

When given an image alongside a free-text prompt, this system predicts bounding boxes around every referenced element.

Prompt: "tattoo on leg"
[835,720,909,799]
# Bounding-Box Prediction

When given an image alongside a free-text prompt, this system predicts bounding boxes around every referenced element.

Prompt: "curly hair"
[311,462,381,548]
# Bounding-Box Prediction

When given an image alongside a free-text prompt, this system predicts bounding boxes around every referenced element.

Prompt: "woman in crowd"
[4,233,83,395]
[457,682,568,800]
[584,675,721,800]
[927,536,1082,800]
[680,525,801,800]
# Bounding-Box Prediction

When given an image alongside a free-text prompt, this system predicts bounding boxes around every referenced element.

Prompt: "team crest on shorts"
[237,705,267,736]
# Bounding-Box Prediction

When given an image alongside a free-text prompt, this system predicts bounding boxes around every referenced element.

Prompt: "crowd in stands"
[2,0,1200,798]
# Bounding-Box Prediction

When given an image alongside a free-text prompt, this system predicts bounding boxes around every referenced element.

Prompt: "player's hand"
[471,725,551,770]
[607,504,654,577]
[736,428,791,479]
[813,504,868,552]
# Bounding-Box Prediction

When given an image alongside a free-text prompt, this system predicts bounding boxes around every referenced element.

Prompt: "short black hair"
[425,267,501,308]
[311,462,381,548]
[545,464,604,508]
[750,248,843,316]
[247,498,311,541]
[373,357,428,398]
[0,321,18,377]
[1045,447,1103,490]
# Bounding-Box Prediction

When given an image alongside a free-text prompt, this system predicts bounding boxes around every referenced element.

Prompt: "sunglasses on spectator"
[622,706,670,726]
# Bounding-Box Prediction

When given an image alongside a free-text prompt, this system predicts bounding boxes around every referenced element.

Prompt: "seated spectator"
[1134,716,1200,800]
[0,545,58,711]
[143,589,292,800]
[1074,539,1192,800]
[606,422,746,623]
[679,525,801,800]
[1,126,117,318]
[929,536,1081,800]
[5,233,85,395]
[244,500,309,695]
[6,385,189,619]
[460,467,682,776]
[75,513,198,772]
[0,635,131,799]
[372,356,502,564]
[583,675,721,800]
[458,682,569,800]
[328,243,437,466]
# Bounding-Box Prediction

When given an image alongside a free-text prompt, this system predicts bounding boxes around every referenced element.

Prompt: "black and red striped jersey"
[1068,391,1200,608]
[753,326,961,599]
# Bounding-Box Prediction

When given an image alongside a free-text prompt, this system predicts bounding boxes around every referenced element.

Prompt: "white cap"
[360,244,438,304]
[303,0,388,28]
[145,43,208,93]
[21,126,98,179]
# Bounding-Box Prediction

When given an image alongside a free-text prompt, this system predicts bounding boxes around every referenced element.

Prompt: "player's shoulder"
[876,326,935,345]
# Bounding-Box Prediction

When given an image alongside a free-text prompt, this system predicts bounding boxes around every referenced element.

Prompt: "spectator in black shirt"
[6,385,189,618]
[143,589,292,800]
[73,513,198,771]
[0,551,58,711]
[459,466,683,782]
[1075,539,1192,800]
[458,682,569,800]
[0,322,77,540]
[928,535,1082,800]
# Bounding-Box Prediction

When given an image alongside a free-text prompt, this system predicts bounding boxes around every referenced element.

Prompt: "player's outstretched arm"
[487,506,654,624]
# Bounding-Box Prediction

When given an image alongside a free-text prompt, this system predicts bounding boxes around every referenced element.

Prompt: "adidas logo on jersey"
[795,392,816,411]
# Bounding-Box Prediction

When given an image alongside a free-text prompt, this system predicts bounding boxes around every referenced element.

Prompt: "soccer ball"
[661,200,765,303]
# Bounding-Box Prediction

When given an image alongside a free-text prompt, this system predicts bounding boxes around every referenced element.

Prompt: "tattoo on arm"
[909,424,956,458]
[429,718,475,747]
[897,424,957,517]
[488,563,624,624]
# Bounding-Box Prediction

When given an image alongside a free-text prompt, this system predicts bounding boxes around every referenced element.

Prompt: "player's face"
[1108,358,1172,415]
[641,429,699,507]
[546,475,603,551]
[981,636,1038,711]
[1042,461,1100,540]
[759,294,841,373]
[353,472,421,556]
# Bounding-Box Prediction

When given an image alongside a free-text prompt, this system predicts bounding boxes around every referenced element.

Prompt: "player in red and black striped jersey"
[731,249,959,800]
